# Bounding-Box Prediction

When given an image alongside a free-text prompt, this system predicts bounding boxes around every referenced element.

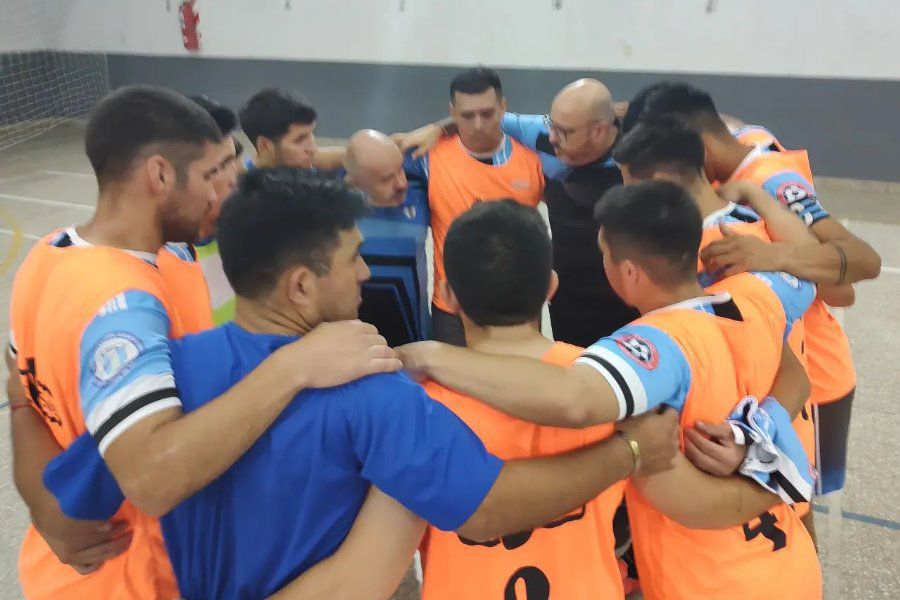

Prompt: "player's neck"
[233,296,315,337]
[464,318,554,358]
[459,132,504,157]
[78,187,164,253]
[688,180,728,218]
[634,280,707,315]
[716,141,755,183]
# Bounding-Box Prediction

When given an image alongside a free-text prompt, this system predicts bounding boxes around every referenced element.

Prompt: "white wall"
[0,1,56,52]
[54,0,900,80]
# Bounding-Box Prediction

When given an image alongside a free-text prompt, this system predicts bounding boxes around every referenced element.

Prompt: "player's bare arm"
[104,321,401,517]
[400,341,623,427]
[632,453,781,530]
[6,350,129,574]
[456,408,680,541]
[269,487,424,600]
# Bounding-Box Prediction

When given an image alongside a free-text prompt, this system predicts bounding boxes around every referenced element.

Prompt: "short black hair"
[594,182,701,286]
[622,81,679,134]
[85,85,222,187]
[444,200,551,327]
[613,116,706,181]
[239,89,317,149]
[189,95,238,135]
[217,169,367,299]
[640,82,730,135]
[450,67,503,101]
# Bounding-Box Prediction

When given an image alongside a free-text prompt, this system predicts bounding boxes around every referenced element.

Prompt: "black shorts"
[813,388,855,496]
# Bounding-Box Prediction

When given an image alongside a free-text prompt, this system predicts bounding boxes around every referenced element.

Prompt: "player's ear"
[284,265,315,308]
[499,96,508,114]
[621,258,640,285]
[257,136,273,159]
[546,270,559,302]
[145,155,173,196]
[441,281,460,315]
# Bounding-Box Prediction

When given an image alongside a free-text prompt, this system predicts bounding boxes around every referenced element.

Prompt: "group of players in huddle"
[5,66,882,600]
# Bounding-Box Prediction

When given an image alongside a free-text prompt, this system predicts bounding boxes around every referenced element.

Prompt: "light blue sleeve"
[78,289,180,454]
[500,112,547,151]
[750,271,816,339]
[575,324,692,420]
[761,171,830,226]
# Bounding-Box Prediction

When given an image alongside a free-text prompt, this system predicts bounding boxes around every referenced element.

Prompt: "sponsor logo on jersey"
[615,334,659,370]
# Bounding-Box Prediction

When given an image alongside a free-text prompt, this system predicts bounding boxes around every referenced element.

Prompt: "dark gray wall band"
[82,53,900,182]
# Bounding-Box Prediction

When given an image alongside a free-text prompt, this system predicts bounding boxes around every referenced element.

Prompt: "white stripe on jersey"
[98,397,182,455]
[98,293,128,316]
[576,345,648,420]
[86,372,179,435]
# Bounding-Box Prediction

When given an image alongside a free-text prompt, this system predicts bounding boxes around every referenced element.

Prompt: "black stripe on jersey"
[7,341,17,359]
[773,471,808,504]
[52,233,74,248]
[712,298,744,322]
[579,352,635,418]
[93,387,179,445]
[727,208,760,224]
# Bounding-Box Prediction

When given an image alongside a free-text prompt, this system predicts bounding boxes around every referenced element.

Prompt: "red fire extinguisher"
[179,0,201,52]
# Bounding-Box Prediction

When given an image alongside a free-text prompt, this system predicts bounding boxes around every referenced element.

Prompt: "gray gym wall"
[106,54,900,183]
[4,50,896,182]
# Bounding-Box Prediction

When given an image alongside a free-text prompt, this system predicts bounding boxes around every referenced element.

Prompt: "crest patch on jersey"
[778,272,801,289]
[615,334,659,370]
[90,332,143,386]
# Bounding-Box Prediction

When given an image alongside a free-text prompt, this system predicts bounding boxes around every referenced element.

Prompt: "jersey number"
[743,511,786,551]
[504,566,550,600]
[19,357,62,426]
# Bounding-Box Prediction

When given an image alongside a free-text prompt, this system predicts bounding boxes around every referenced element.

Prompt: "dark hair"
[621,81,679,134]
[613,116,706,180]
[217,169,367,299]
[594,182,701,286]
[444,200,551,327]
[189,95,238,135]
[85,85,222,187]
[239,89,317,149]
[450,67,503,101]
[640,82,730,135]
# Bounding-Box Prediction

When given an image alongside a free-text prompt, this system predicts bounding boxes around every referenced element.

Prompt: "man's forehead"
[550,99,587,124]
[453,89,500,110]
[286,122,315,136]
[358,148,401,175]
[196,140,227,164]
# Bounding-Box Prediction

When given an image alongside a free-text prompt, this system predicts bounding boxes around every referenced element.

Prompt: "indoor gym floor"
[0,123,898,600]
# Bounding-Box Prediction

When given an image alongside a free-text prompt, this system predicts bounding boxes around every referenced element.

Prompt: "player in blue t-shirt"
[344,130,431,346]
[45,169,681,599]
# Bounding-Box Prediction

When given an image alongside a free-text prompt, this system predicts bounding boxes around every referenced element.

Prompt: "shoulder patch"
[90,332,143,386]
[614,334,659,370]
[778,272,801,289]
[776,180,813,205]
